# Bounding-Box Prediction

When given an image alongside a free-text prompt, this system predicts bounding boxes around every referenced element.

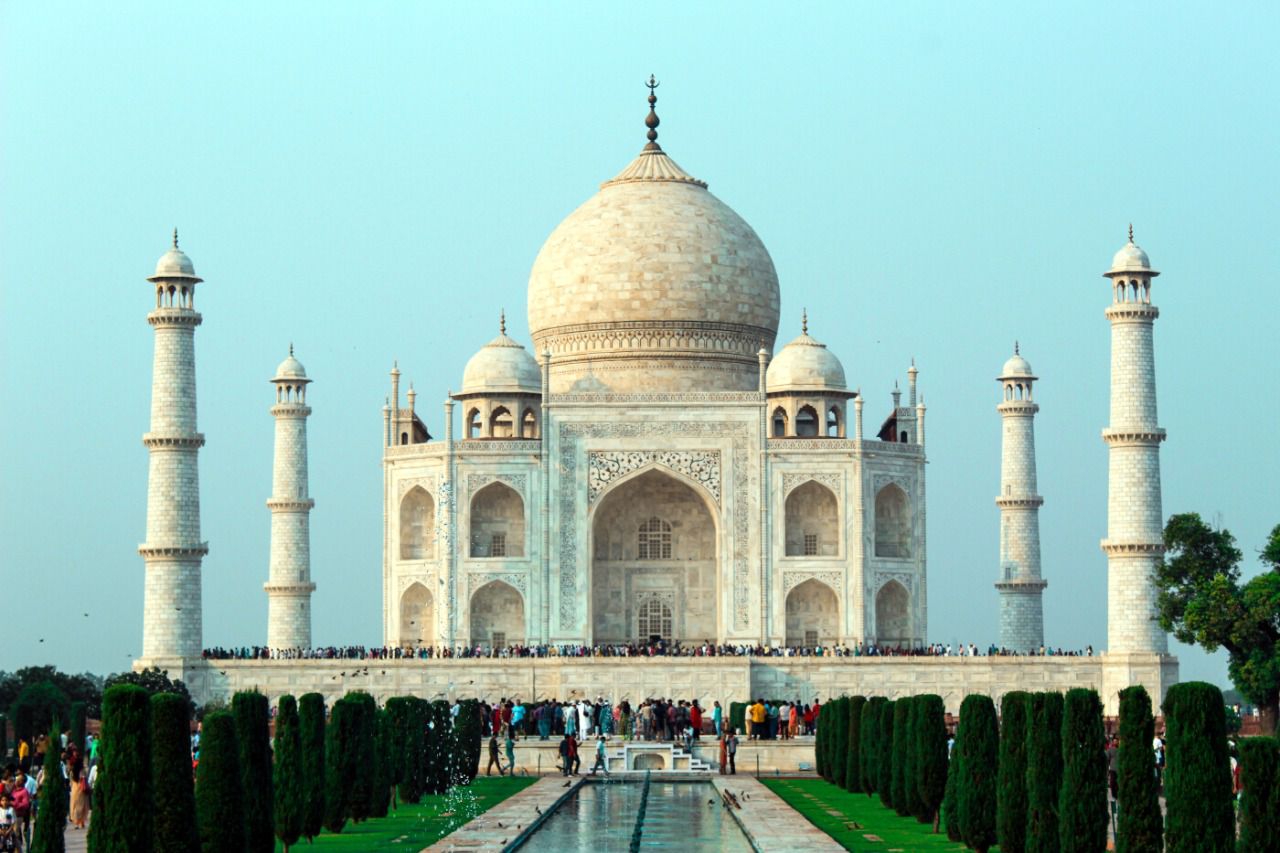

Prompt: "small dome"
[273,348,308,382]
[1107,229,1158,277]
[460,332,541,395]
[767,329,847,392]
[1001,353,1034,378]
[147,230,201,282]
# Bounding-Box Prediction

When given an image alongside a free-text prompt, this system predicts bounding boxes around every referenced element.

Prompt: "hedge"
[1237,736,1280,853]
[844,695,866,792]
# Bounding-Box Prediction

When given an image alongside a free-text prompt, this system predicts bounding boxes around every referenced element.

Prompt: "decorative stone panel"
[783,570,843,595]
[467,572,528,597]
[781,472,841,497]
[397,475,437,500]
[465,472,528,495]
[587,450,721,505]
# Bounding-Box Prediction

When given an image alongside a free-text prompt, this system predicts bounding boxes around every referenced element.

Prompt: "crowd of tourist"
[0,729,98,850]
[202,640,1095,661]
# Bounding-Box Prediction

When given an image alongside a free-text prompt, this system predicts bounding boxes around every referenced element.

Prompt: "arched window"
[875,580,910,644]
[826,406,841,437]
[636,597,673,641]
[399,583,434,645]
[637,517,672,560]
[469,482,525,557]
[875,483,912,558]
[772,407,788,437]
[489,406,514,438]
[399,487,435,560]
[899,431,908,443]
[466,409,482,439]
[521,408,537,439]
[796,405,819,437]
[784,480,839,557]
[400,432,409,445]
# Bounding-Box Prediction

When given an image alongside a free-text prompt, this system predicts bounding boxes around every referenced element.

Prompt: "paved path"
[424,776,585,852]
[711,776,844,852]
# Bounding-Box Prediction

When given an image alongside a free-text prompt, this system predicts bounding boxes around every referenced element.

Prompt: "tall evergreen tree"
[323,697,352,833]
[232,691,274,852]
[372,708,394,817]
[30,723,67,853]
[942,713,963,842]
[0,713,8,762]
[915,694,948,831]
[904,697,925,820]
[891,698,911,815]
[87,683,152,853]
[1116,686,1162,853]
[1058,688,1107,853]
[844,696,866,793]
[1236,736,1280,853]
[346,693,377,822]
[69,701,87,753]
[956,694,998,853]
[859,698,884,794]
[427,700,452,794]
[272,696,304,852]
[1162,682,1234,853]
[194,711,246,853]
[151,693,199,853]
[815,699,828,780]
[452,699,482,784]
[831,697,849,788]
[997,691,1032,853]
[297,693,326,842]
[877,700,896,809]
[1025,691,1064,853]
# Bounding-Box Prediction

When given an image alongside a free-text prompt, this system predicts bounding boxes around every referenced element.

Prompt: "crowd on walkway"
[0,729,98,850]
[202,640,1094,661]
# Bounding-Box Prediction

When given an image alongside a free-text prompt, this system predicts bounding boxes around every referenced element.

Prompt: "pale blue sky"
[2,2,1277,688]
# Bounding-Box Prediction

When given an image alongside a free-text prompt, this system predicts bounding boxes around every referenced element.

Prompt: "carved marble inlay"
[398,573,435,595]
[465,472,528,495]
[874,571,915,592]
[783,570,844,595]
[781,472,842,497]
[397,475,437,500]
[587,450,721,505]
[467,572,528,597]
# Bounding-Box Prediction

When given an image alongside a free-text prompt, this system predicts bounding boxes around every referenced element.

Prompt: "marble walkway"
[423,775,585,851]
[710,776,845,852]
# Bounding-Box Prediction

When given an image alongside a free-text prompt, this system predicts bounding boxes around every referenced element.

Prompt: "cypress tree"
[915,694,948,831]
[297,693,326,842]
[346,692,377,822]
[904,697,925,819]
[997,691,1031,853]
[1116,686,1162,853]
[844,696,866,792]
[30,723,68,853]
[1237,736,1280,853]
[956,694,998,853]
[194,711,246,853]
[1162,681,1234,853]
[323,697,352,833]
[1025,691,1064,853]
[831,697,849,788]
[891,698,911,815]
[877,700,895,808]
[1059,688,1107,853]
[232,691,274,852]
[372,708,393,818]
[272,696,304,852]
[453,699,482,784]
[151,693,199,853]
[859,697,884,794]
[815,699,827,780]
[0,713,8,762]
[427,700,453,794]
[88,683,152,853]
[942,713,963,842]
[69,701,87,753]
[386,698,415,803]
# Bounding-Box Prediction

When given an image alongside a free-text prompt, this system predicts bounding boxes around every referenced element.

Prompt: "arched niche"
[399,487,436,560]
[784,480,839,557]
[784,578,839,647]
[469,580,525,648]
[469,481,525,557]
[874,483,912,558]
[399,582,434,646]
[875,579,910,646]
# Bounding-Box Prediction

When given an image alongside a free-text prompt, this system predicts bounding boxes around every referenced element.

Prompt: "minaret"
[994,344,1047,652]
[139,230,206,660]
[1102,228,1167,654]
[265,346,317,650]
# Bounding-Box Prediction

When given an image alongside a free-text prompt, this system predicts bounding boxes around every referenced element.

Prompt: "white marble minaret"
[140,230,207,660]
[1102,228,1168,654]
[994,344,1047,652]
[265,347,317,649]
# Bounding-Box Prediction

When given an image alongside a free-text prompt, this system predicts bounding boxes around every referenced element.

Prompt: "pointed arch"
[521,408,538,439]
[399,582,434,645]
[875,579,910,645]
[469,481,525,557]
[784,480,839,556]
[469,579,525,647]
[875,483,912,558]
[826,405,842,437]
[399,486,436,560]
[795,404,819,437]
[489,406,514,438]
[772,406,788,437]
[466,408,482,439]
[785,578,839,647]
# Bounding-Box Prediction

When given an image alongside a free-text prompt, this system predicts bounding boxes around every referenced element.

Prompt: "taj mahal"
[132,83,1177,714]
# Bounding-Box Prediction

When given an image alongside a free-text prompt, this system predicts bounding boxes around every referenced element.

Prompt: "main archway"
[469,580,525,648]
[875,580,911,647]
[590,468,718,644]
[784,578,839,647]
[399,583,434,646]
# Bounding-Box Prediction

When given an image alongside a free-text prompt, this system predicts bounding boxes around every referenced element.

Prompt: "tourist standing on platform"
[712,701,723,737]
[789,702,799,738]
[511,702,526,737]
[564,704,577,738]
[749,699,766,741]
[487,734,505,776]
[725,729,738,775]
[588,736,609,777]
[689,701,702,740]
[504,730,516,774]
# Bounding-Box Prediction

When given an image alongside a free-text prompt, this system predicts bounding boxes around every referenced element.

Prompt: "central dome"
[527,97,780,393]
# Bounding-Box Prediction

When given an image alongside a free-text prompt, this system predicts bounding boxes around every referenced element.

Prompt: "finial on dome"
[289,342,294,357]
[173,227,179,249]
[802,309,808,335]
[500,308,506,335]
[1014,340,1019,355]
[644,74,661,151]
[1128,223,1134,244]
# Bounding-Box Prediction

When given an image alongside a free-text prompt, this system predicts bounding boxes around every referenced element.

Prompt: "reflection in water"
[518,781,752,852]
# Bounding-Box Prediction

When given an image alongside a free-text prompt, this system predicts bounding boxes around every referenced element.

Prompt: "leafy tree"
[272,696,304,852]
[1236,736,1280,853]
[87,683,152,853]
[151,693,199,853]
[346,693,377,822]
[877,700,895,809]
[69,701,87,752]
[1058,688,1107,853]
[844,695,866,793]
[956,694,998,853]
[298,693,326,842]
[1155,514,1280,733]
[30,723,67,853]
[323,697,353,833]
[915,694,948,831]
[1,666,103,720]
[1162,682,1234,853]
[452,699,482,785]
[10,681,69,745]
[103,668,194,717]
[1025,691,1064,853]
[831,697,849,788]
[372,709,394,818]
[891,698,911,815]
[1115,686,1162,853]
[194,711,245,853]
[232,691,274,852]
[859,698,884,794]
[997,691,1031,853]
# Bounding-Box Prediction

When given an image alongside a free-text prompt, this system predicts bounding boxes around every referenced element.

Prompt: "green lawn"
[274,776,537,851]
[762,778,994,852]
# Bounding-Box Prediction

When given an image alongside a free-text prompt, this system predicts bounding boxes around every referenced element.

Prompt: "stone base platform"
[142,652,1177,715]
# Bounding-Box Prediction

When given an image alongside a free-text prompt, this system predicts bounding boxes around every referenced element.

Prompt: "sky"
[2,2,1277,689]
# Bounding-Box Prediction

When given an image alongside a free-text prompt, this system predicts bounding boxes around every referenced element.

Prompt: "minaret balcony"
[263,581,317,594]
[142,433,206,449]
[270,403,312,417]
[994,495,1044,509]
[995,578,1048,592]
[1099,539,1165,556]
[266,497,315,511]
[138,543,209,558]
[1101,428,1165,446]
[146,309,203,327]
[1104,303,1159,322]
